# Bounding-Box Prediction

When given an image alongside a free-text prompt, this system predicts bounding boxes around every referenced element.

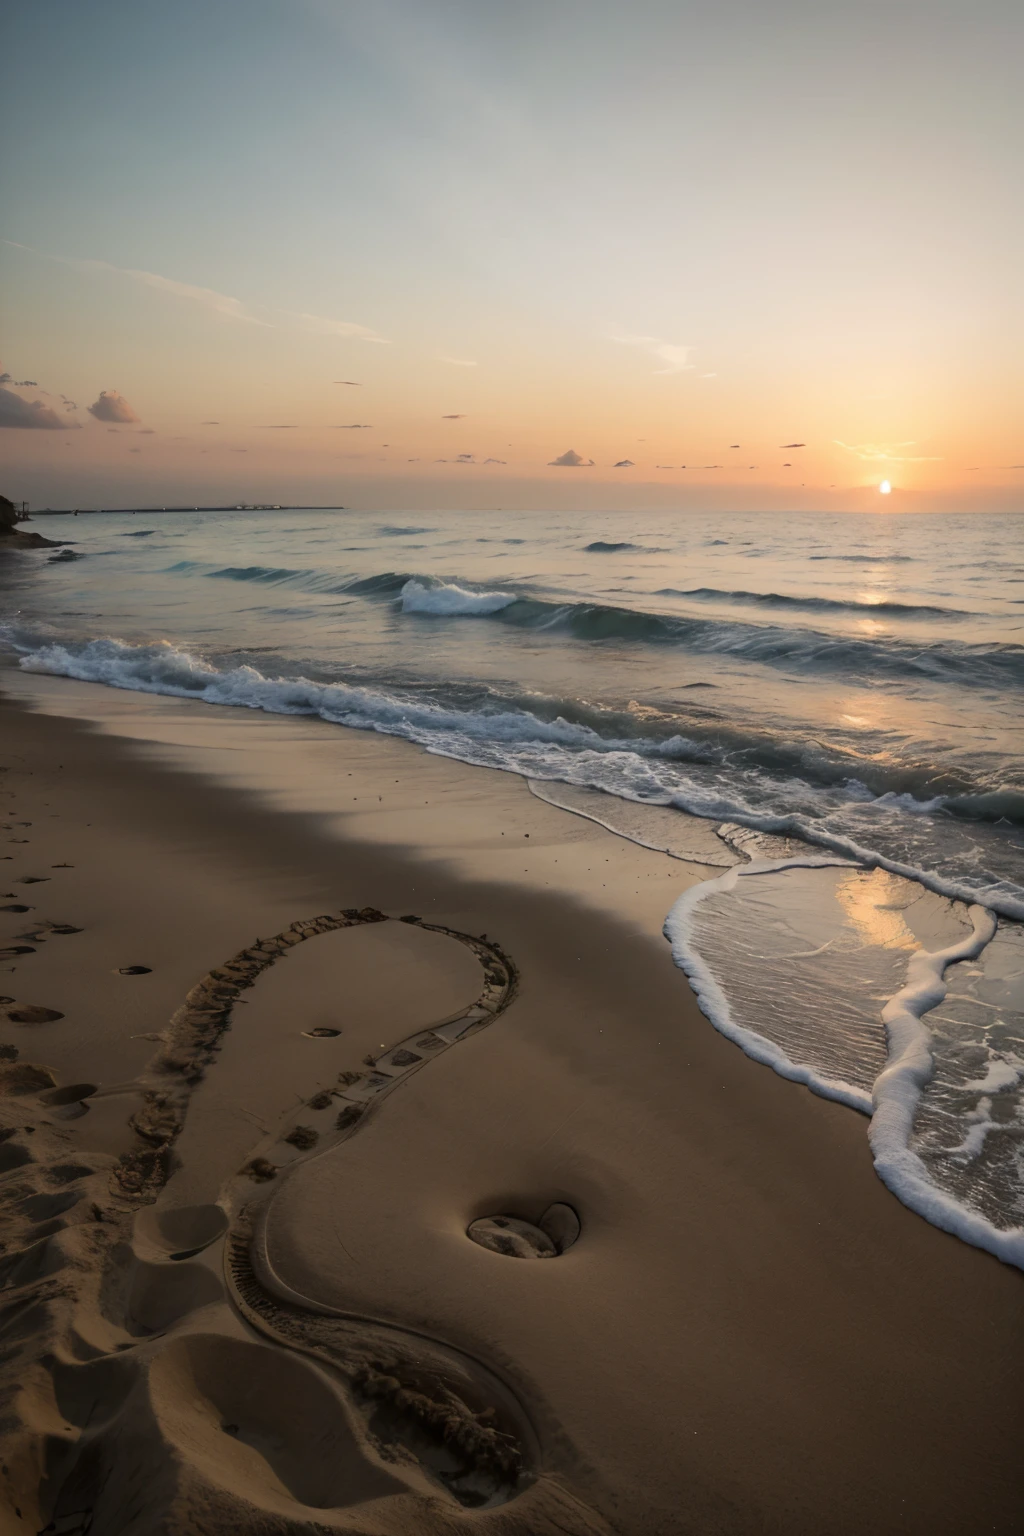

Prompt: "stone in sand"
[467,1215,557,1259]
[538,1202,582,1253]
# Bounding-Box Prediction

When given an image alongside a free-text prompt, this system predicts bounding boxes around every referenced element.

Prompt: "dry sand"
[0,676,1021,1534]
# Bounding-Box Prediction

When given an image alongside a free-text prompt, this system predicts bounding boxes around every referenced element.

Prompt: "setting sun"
[879,480,892,495]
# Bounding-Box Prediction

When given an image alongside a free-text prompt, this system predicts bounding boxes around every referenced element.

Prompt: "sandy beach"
[0,675,1020,1534]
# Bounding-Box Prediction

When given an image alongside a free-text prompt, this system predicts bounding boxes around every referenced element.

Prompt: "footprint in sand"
[38,1082,97,1121]
[1,1002,65,1024]
[16,922,82,944]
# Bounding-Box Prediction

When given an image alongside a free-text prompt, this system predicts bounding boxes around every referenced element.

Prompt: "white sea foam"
[10,632,1024,920]
[962,1055,1023,1093]
[665,867,1024,1269]
[400,578,516,616]
[663,858,874,1113]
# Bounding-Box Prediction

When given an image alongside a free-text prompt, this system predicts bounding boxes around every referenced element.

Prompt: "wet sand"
[0,678,1021,1534]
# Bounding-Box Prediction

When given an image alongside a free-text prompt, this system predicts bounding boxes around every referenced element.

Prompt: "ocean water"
[2,506,1022,1261]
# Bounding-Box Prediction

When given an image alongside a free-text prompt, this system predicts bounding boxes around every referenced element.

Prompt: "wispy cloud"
[120,267,271,323]
[331,423,373,429]
[3,240,387,342]
[440,355,478,367]
[549,448,594,467]
[613,459,635,468]
[334,380,362,385]
[284,310,388,343]
[611,332,694,375]
[834,440,942,462]
[442,413,466,419]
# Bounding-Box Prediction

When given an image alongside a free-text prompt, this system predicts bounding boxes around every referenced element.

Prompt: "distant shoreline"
[28,506,345,516]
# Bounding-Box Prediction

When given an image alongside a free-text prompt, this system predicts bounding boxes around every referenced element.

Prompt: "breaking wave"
[399,579,516,616]
[162,561,1022,689]
[11,633,1024,919]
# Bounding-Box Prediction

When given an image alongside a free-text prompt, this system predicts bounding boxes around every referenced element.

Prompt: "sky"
[2,0,1021,512]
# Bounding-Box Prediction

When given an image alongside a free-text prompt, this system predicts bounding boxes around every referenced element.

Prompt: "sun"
[878,479,892,495]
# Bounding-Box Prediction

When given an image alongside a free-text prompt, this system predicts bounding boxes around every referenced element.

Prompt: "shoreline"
[1,677,1021,1533]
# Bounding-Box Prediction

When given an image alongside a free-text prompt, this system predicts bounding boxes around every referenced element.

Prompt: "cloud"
[285,311,388,344]
[129,448,141,453]
[0,386,76,429]
[81,259,272,325]
[88,390,139,424]
[202,420,220,426]
[483,458,506,465]
[331,423,372,429]
[139,429,156,435]
[334,380,361,385]
[0,373,39,386]
[3,242,385,341]
[549,449,594,467]
[780,442,806,448]
[442,413,466,419]
[611,333,693,375]
[834,440,942,462]
[60,395,77,411]
[440,356,478,367]
[456,453,474,462]
[613,459,635,468]
[262,424,298,429]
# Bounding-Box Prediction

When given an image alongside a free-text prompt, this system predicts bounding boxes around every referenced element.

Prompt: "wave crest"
[400,579,516,615]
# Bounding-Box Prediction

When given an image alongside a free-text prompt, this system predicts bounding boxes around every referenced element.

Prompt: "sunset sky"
[2,0,1021,512]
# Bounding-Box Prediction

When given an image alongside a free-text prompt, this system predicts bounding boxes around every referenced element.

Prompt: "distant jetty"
[28,505,346,516]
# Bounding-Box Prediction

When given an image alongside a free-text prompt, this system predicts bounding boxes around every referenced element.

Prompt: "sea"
[2,506,1022,1263]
